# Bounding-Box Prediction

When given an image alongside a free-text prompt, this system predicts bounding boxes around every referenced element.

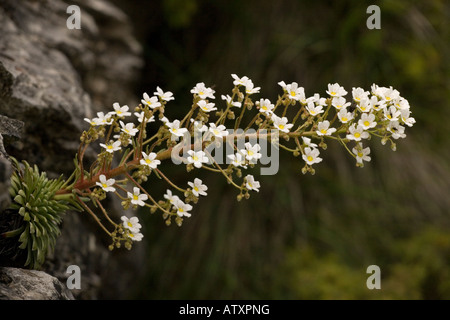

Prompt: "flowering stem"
[124,171,172,215]
[154,168,186,193]
[75,194,112,236]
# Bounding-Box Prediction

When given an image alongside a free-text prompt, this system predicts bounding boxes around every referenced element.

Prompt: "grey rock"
[0,267,74,300]
[0,140,12,211]
[0,0,145,299]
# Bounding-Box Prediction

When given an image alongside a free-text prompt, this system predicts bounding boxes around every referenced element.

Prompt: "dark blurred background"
[109,0,450,299]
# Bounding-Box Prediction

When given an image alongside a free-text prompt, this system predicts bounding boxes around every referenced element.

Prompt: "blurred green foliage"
[117,0,450,299]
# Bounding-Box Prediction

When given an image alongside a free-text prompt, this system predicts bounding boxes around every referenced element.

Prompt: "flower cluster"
[60,75,414,251]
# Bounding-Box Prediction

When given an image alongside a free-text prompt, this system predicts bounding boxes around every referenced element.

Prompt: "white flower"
[352,87,369,102]
[84,116,102,126]
[352,143,371,164]
[245,174,261,192]
[357,98,373,113]
[95,112,113,126]
[191,82,215,99]
[257,98,275,115]
[121,216,142,233]
[358,113,377,130]
[221,94,241,108]
[96,174,116,192]
[134,111,155,124]
[371,83,385,97]
[381,87,400,102]
[346,124,370,141]
[394,98,410,111]
[197,100,217,113]
[337,108,354,123]
[190,119,208,133]
[208,123,229,138]
[387,121,406,139]
[332,96,351,110]
[140,151,160,169]
[400,109,416,127]
[100,140,122,153]
[241,142,262,162]
[141,93,162,109]
[127,231,144,241]
[285,82,305,101]
[302,147,322,165]
[272,114,293,133]
[154,86,175,101]
[305,101,324,116]
[120,121,139,136]
[111,103,132,117]
[228,152,247,168]
[187,150,209,168]
[166,120,188,140]
[244,80,260,95]
[306,93,327,106]
[302,137,318,148]
[188,178,208,197]
[173,199,193,217]
[278,81,288,90]
[164,189,180,204]
[160,116,169,124]
[326,83,347,97]
[127,187,148,207]
[316,120,336,136]
[369,95,382,111]
[231,74,250,86]
[383,105,401,122]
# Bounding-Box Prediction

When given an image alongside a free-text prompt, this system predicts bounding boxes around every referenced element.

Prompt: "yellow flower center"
[179,208,184,212]
[290,91,296,96]
[102,183,108,188]
[307,156,314,162]
[364,121,370,127]
[248,150,254,156]
[192,155,199,161]
[354,132,361,138]
[330,91,336,96]
[194,186,199,192]
[342,117,348,122]
[107,145,113,150]
[358,152,364,158]
[129,233,134,238]
[279,124,285,130]
[133,195,139,201]
[128,222,133,227]
[199,91,204,96]
[213,130,220,135]
[320,129,327,134]
[145,159,152,164]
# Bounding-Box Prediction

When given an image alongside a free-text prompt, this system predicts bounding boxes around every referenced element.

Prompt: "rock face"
[0,267,74,300]
[0,0,145,299]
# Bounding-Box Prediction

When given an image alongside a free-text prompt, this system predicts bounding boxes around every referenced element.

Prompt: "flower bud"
[301,166,308,175]
[391,142,397,151]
